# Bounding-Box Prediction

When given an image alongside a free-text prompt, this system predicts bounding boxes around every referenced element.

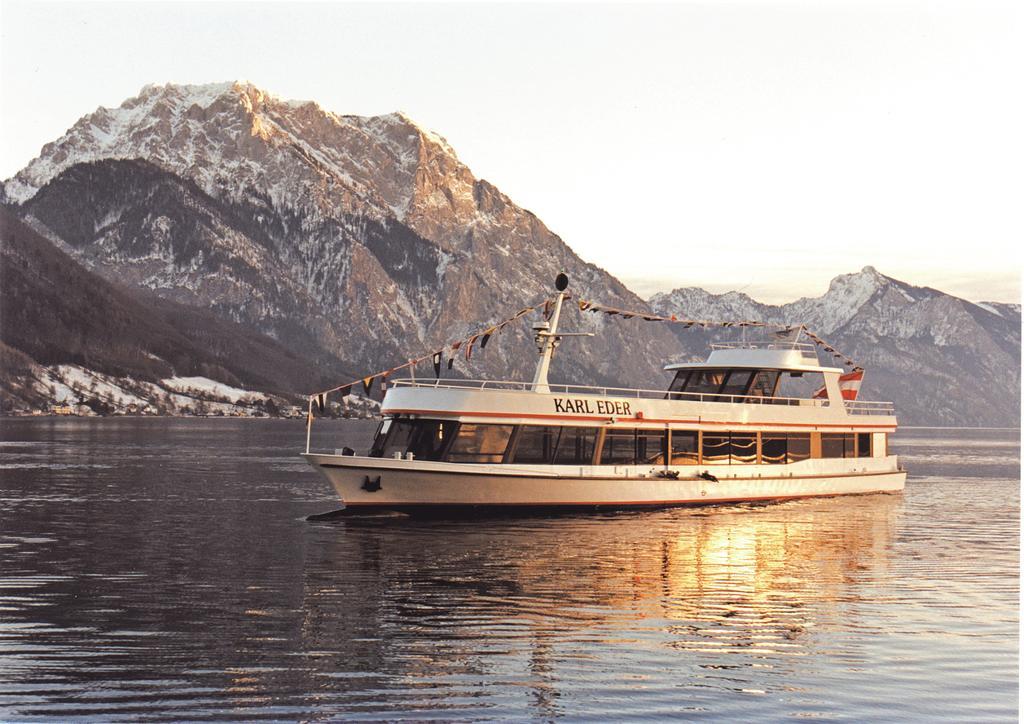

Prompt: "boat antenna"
[531,273,592,393]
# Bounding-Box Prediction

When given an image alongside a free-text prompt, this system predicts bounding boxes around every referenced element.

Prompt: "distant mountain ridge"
[651,267,1020,426]
[1,82,1019,425]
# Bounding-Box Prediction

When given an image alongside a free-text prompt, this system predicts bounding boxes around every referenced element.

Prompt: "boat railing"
[389,378,836,408]
[709,341,820,361]
[844,399,896,415]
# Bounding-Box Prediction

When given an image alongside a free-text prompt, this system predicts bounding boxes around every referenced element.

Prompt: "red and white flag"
[813,369,865,401]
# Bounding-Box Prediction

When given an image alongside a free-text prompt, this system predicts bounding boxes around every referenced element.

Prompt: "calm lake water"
[0,419,1018,721]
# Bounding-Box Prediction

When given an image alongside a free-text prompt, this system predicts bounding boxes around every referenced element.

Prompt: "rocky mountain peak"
[3,82,467,224]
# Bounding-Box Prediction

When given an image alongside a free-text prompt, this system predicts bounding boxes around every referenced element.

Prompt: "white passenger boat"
[303,277,905,512]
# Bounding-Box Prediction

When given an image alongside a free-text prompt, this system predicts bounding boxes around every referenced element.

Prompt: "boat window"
[369,416,416,458]
[748,370,781,397]
[787,433,811,462]
[407,420,458,461]
[857,433,872,458]
[701,433,731,464]
[670,430,699,465]
[368,418,393,456]
[720,371,755,399]
[761,433,787,464]
[510,426,558,464]
[685,370,728,396]
[667,370,691,396]
[447,424,514,463]
[368,417,458,460]
[821,433,855,458]
[551,427,599,465]
[730,433,757,463]
[636,429,666,465]
[600,428,638,465]
[777,371,827,402]
[761,432,811,463]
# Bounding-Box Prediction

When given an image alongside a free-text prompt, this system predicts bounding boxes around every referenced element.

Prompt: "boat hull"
[303,453,906,512]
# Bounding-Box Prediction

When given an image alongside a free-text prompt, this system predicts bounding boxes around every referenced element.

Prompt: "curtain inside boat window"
[762,432,811,463]
[669,430,699,465]
[447,423,514,463]
[730,433,757,463]
[701,433,730,464]
[786,433,811,462]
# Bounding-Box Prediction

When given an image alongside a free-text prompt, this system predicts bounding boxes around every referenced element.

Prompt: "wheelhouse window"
[447,424,514,463]
[670,430,699,465]
[857,433,872,458]
[368,417,457,460]
[686,370,728,395]
[748,370,781,397]
[719,371,754,399]
[667,368,784,402]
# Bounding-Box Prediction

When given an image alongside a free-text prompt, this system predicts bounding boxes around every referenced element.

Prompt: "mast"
[531,273,591,393]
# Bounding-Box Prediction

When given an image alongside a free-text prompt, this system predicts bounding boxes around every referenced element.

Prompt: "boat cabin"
[665,342,840,404]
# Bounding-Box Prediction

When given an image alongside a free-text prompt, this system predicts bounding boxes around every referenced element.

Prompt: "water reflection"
[294,494,900,716]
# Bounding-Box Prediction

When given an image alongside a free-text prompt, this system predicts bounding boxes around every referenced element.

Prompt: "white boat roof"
[664,345,844,374]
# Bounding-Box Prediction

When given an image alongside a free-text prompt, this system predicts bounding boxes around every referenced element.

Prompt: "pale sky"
[1,1,1020,304]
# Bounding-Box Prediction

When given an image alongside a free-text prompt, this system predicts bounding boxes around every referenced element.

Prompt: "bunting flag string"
[308,289,861,411]
[572,298,861,370]
[307,295,555,405]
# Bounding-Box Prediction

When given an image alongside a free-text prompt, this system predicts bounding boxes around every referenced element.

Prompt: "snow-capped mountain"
[8,82,680,388]
[652,267,1021,425]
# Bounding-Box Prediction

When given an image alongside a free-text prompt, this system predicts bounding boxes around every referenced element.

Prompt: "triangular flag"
[432,352,442,377]
[339,385,352,398]
[480,329,495,349]
[363,376,374,395]
[447,356,455,370]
